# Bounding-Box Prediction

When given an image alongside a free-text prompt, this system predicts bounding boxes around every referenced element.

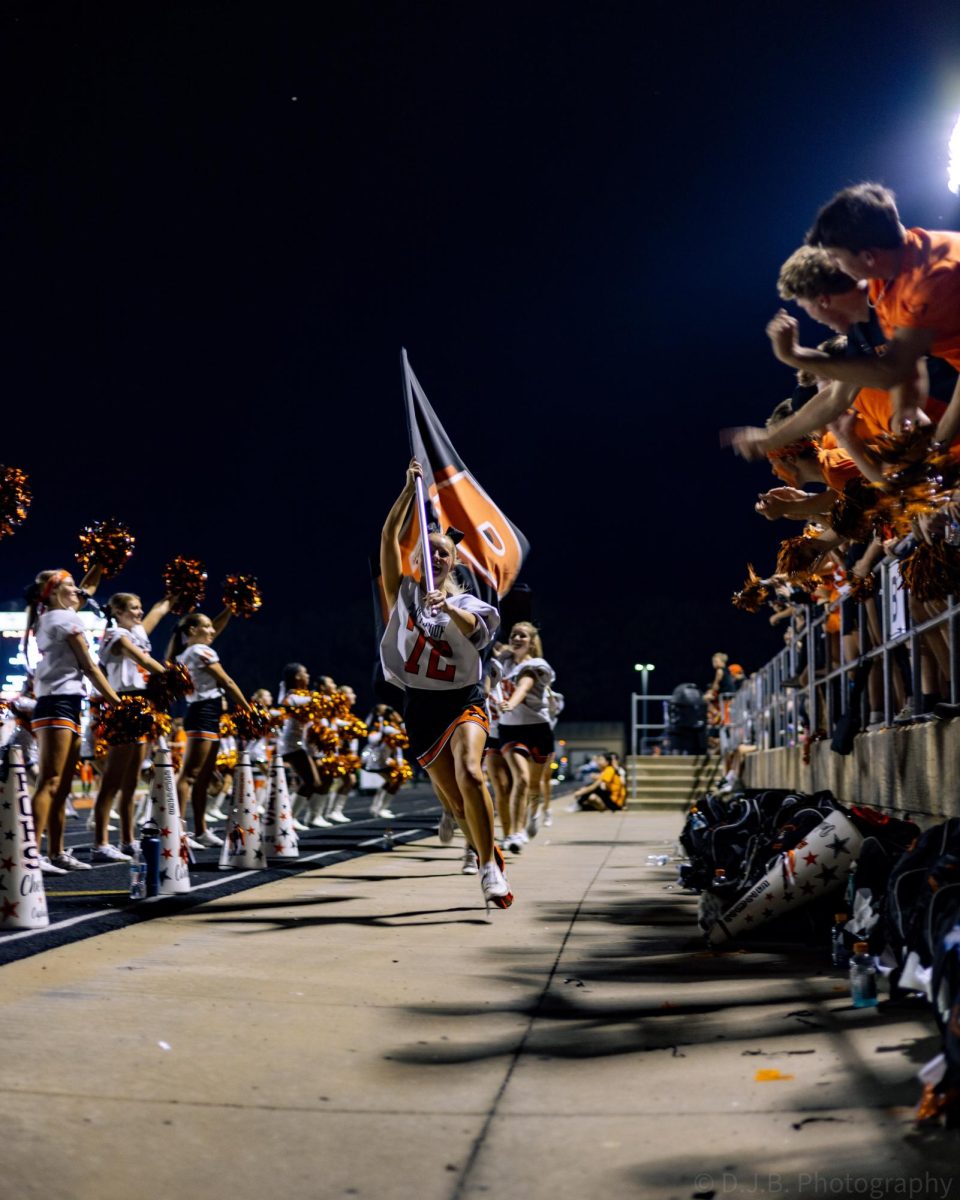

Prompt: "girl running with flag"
[379,459,512,911]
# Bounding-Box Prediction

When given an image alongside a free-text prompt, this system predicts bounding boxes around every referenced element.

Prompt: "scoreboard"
[0,611,106,700]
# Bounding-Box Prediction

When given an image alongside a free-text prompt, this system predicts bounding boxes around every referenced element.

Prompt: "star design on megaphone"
[0,856,13,871]
[816,864,839,884]
[827,834,850,856]
[1,896,19,920]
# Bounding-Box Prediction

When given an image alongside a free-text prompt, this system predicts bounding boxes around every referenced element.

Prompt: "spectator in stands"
[567,753,625,811]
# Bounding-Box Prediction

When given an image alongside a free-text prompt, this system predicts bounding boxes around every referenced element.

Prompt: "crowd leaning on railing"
[720,183,960,757]
[676,181,960,1128]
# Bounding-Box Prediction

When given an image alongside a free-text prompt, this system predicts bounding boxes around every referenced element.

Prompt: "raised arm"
[210,609,232,640]
[724,381,860,461]
[380,460,420,612]
[767,310,933,389]
[142,595,174,636]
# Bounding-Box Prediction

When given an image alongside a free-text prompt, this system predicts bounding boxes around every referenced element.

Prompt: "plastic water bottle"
[849,941,878,1007]
[646,854,670,866]
[831,913,850,968]
[713,867,727,886]
[129,843,146,900]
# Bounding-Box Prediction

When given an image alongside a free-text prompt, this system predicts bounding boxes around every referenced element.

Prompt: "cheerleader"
[327,684,359,824]
[91,592,171,861]
[23,570,121,873]
[481,652,512,872]
[169,612,250,847]
[277,663,330,830]
[380,460,511,909]
[498,622,556,853]
[363,705,406,820]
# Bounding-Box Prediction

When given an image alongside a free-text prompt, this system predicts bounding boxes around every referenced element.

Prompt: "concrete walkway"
[0,811,955,1200]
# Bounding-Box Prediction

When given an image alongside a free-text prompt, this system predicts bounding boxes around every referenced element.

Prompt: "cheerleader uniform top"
[277,690,311,755]
[380,577,499,692]
[34,609,88,697]
[485,656,504,736]
[177,644,223,701]
[498,653,555,726]
[98,623,152,693]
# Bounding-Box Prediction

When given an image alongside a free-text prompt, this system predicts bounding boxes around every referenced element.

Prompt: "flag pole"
[401,348,436,597]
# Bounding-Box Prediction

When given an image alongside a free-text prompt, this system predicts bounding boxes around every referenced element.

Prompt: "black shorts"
[184,698,222,740]
[579,785,620,812]
[33,694,82,737]
[500,721,554,764]
[403,684,488,769]
[484,734,503,757]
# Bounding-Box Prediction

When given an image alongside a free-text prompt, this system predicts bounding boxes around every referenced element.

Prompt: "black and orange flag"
[368,351,530,702]
[399,348,529,610]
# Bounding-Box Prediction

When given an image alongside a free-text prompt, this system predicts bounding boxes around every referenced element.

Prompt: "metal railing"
[629,693,671,756]
[726,558,960,751]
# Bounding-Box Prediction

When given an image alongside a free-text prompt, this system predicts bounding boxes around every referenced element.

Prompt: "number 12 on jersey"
[404,615,456,682]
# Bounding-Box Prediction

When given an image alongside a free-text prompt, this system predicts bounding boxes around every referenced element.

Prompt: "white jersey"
[278,692,311,756]
[498,654,555,726]
[485,656,504,735]
[177,644,222,702]
[380,577,498,692]
[34,609,87,697]
[99,623,152,693]
[545,686,565,730]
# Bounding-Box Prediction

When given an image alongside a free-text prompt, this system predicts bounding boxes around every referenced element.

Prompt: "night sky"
[5,2,960,719]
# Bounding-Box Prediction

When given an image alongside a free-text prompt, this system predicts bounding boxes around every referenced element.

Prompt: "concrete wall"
[555,721,625,762]
[742,722,960,820]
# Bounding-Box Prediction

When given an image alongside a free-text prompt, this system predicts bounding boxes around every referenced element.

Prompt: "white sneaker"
[329,811,351,824]
[185,834,206,851]
[543,811,553,827]
[379,807,397,820]
[525,806,542,839]
[310,813,332,828]
[461,847,479,874]
[291,817,310,832]
[120,840,141,857]
[91,844,132,864]
[206,807,228,822]
[504,835,523,855]
[40,855,68,876]
[196,829,223,848]
[480,862,512,909]
[437,810,457,844]
[50,850,92,871]
[515,829,529,846]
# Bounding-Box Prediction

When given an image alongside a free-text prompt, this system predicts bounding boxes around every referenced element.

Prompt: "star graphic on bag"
[827,835,850,857]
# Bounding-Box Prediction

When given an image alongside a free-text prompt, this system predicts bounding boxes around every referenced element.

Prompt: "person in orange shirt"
[724,242,948,460]
[757,185,960,434]
[570,754,625,812]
